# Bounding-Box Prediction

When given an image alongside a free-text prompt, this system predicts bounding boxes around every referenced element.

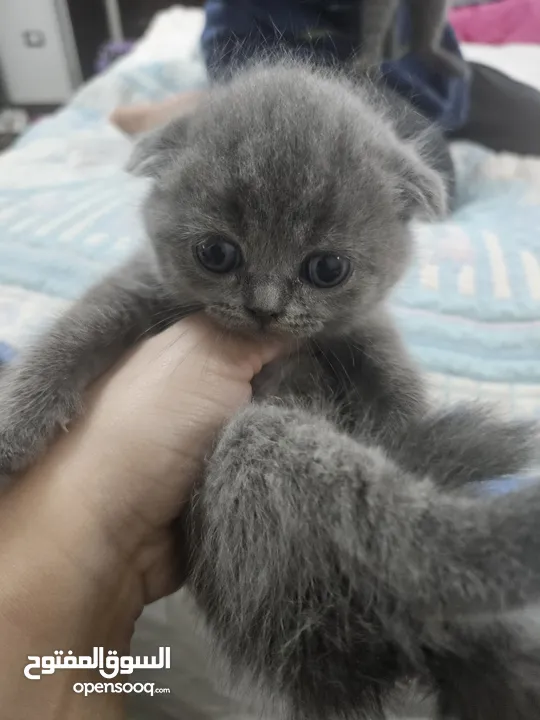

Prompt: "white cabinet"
[0,0,82,104]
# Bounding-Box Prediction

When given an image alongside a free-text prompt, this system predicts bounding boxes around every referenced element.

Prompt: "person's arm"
[0,316,279,720]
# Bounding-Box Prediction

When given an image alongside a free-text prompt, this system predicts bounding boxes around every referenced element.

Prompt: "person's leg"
[110,90,206,136]
[449,62,540,156]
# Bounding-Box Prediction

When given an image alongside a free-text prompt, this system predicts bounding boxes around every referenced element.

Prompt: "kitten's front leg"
[0,252,180,475]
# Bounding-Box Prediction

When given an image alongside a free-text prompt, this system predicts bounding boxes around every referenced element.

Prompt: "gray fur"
[0,61,538,719]
[188,404,540,720]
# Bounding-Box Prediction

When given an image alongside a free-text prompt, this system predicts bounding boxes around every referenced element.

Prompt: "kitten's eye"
[300,253,351,288]
[196,237,242,274]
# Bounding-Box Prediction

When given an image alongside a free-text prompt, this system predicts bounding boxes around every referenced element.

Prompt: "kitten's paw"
[0,378,82,475]
[210,402,333,474]
[208,400,392,491]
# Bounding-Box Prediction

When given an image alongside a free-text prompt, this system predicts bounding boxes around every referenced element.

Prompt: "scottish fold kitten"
[0,62,539,719]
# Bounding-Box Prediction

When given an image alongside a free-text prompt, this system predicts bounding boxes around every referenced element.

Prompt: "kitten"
[0,61,538,719]
[360,0,468,77]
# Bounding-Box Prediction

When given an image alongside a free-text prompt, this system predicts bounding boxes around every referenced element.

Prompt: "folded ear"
[392,139,449,221]
[125,116,191,179]
[375,126,449,221]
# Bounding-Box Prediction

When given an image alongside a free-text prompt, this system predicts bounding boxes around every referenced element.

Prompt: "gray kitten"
[0,61,539,719]
[360,0,467,76]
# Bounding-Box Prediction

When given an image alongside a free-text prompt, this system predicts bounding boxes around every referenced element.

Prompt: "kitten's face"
[136,65,444,339]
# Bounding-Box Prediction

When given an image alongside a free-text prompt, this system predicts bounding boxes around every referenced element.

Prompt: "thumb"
[152,314,284,385]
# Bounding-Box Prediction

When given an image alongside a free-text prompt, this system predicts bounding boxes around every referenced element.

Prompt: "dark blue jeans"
[201,0,470,132]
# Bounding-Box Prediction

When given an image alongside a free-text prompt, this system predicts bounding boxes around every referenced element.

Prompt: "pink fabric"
[449,0,540,44]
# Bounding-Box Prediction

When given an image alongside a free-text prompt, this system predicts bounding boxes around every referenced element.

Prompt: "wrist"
[0,484,134,720]
[1,610,126,720]
[0,467,142,648]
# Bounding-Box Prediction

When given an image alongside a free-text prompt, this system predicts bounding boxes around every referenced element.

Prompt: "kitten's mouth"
[205,305,317,339]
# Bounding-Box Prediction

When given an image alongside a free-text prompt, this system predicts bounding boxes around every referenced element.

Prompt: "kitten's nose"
[243,281,286,324]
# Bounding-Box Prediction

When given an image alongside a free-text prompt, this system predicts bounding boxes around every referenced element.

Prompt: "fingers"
[143,314,285,383]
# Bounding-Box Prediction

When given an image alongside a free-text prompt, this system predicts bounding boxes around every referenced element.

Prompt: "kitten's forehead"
[179,69,390,248]
[199,68,356,174]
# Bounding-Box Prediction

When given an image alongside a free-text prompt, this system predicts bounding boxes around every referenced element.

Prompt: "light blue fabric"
[393,143,540,388]
[480,476,539,496]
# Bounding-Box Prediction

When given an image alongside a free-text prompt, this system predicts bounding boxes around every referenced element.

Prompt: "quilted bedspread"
[0,7,539,419]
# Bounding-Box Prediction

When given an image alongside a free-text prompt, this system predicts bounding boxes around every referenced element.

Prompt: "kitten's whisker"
[312,338,340,404]
[137,304,202,342]
[345,338,357,370]
[135,308,196,343]
[138,325,195,379]
[329,347,354,393]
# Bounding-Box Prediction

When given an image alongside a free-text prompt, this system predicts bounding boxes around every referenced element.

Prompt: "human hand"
[0,315,280,647]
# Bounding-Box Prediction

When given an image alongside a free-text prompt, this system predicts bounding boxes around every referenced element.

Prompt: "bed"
[0,7,539,719]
